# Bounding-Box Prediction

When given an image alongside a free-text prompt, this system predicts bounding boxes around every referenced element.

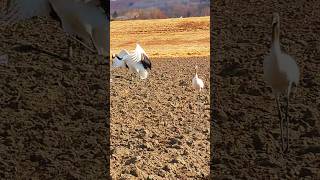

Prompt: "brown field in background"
[110,16,210,58]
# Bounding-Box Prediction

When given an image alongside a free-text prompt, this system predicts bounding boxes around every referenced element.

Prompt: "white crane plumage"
[112,44,152,80]
[192,65,204,113]
[192,65,204,91]
[2,0,108,57]
[263,13,300,152]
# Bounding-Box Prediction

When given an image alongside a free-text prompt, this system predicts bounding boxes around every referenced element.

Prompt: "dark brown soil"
[0,17,109,179]
[211,0,320,179]
[111,57,210,179]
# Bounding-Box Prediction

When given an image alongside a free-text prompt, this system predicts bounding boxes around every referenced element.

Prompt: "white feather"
[131,44,149,63]
[112,44,151,80]
[111,49,129,68]
[263,13,299,96]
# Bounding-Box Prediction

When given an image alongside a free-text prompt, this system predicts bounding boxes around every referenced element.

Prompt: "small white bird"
[263,13,300,152]
[3,0,108,57]
[192,65,204,91]
[112,44,152,80]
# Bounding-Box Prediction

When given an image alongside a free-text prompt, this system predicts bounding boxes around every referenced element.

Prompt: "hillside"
[111,16,210,58]
[111,0,210,20]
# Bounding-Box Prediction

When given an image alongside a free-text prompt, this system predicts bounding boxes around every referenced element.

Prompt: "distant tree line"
[111,2,209,20]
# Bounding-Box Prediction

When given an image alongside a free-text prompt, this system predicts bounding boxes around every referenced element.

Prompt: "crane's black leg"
[284,93,290,153]
[68,35,95,53]
[198,92,201,114]
[275,95,284,152]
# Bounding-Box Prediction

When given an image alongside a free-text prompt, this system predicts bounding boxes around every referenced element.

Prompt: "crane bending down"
[1,0,108,58]
[112,44,152,80]
[263,13,300,152]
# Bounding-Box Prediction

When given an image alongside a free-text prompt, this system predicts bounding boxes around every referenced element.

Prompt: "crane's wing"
[3,0,51,25]
[131,44,151,70]
[131,44,148,62]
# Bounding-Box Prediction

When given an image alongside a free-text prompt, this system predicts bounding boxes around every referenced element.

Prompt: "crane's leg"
[285,84,292,152]
[198,91,201,115]
[196,92,199,114]
[68,35,96,54]
[275,94,284,151]
[284,95,290,153]
[68,38,73,58]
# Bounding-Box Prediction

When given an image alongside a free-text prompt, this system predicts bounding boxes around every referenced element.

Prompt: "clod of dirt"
[186,139,194,146]
[119,174,135,180]
[146,174,162,180]
[163,164,173,172]
[252,132,265,151]
[168,138,182,146]
[255,157,280,168]
[125,156,141,165]
[157,169,166,177]
[298,146,320,155]
[137,128,150,138]
[299,167,315,177]
[139,142,154,151]
[216,109,228,122]
[170,156,186,165]
[130,166,146,177]
[300,128,320,138]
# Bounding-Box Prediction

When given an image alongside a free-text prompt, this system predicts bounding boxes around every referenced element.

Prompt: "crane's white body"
[263,37,299,96]
[112,44,152,80]
[50,0,107,56]
[192,66,204,91]
[4,0,108,56]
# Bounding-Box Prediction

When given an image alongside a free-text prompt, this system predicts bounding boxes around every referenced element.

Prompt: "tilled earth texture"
[111,57,210,179]
[0,17,109,178]
[211,0,320,179]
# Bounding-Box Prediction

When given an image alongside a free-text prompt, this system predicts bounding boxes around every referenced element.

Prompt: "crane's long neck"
[272,23,281,55]
[195,68,198,78]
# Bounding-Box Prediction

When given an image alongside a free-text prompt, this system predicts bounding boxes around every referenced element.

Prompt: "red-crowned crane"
[112,44,152,80]
[263,13,300,152]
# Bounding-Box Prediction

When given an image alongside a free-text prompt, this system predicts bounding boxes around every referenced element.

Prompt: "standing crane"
[192,65,205,113]
[263,13,300,152]
[192,65,204,92]
[1,0,108,58]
